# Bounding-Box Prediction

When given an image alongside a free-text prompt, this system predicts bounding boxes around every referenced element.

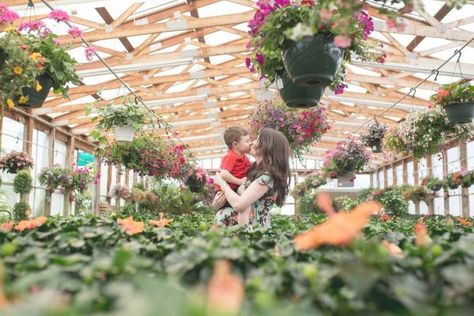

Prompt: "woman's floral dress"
[215,173,276,228]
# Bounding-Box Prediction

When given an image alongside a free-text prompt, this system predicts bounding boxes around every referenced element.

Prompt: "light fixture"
[77,57,194,77]
[146,94,208,107]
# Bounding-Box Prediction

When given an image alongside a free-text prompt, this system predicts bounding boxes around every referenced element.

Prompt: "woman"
[213,128,291,228]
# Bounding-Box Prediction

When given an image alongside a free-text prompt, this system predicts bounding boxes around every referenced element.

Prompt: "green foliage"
[0,212,473,315]
[431,81,474,107]
[89,97,147,131]
[372,188,409,216]
[25,32,79,97]
[12,202,30,221]
[13,170,32,194]
[38,165,72,192]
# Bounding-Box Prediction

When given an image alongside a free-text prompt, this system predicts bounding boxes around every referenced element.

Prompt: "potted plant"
[321,136,371,181]
[111,184,131,200]
[70,166,93,194]
[421,177,446,192]
[90,98,147,142]
[291,172,327,198]
[13,170,33,194]
[361,121,388,153]
[0,151,34,174]
[0,8,80,108]
[250,98,330,159]
[446,171,464,190]
[431,81,474,124]
[0,29,43,109]
[39,165,73,192]
[185,165,210,193]
[461,170,474,188]
[388,106,472,159]
[247,0,383,107]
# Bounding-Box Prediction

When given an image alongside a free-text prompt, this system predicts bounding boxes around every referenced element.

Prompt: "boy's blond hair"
[223,126,249,149]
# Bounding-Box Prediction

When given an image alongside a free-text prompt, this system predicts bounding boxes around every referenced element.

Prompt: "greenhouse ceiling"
[3,0,474,168]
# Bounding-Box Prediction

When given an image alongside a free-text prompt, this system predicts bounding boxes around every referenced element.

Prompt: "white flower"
[289,23,313,41]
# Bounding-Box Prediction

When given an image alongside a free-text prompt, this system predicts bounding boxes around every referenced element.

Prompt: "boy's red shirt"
[216,149,251,191]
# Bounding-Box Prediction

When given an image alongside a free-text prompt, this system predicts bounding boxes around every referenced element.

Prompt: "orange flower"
[117,217,144,235]
[207,260,244,315]
[15,220,34,232]
[0,222,14,232]
[414,221,430,247]
[380,213,391,222]
[149,212,173,228]
[382,240,404,258]
[456,217,471,227]
[294,195,382,251]
[31,216,47,228]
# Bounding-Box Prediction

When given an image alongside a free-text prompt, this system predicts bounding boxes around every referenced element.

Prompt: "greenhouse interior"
[1,0,474,314]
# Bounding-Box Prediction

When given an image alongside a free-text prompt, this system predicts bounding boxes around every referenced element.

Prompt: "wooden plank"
[96,7,134,52]
[111,2,144,28]
[459,141,470,217]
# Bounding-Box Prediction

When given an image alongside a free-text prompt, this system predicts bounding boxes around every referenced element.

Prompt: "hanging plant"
[387,106,472,159]
[431,81,474,124]
[247,1,383,93]
[39,165,73,192]
[421,177,446,192]
[250,99,330,159]
[361,121,388,153]
[321,136,371,178]
[0,151,34,174]
[13,170,33,194]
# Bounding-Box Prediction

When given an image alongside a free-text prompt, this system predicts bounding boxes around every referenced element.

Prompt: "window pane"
[407,161,414,185]
[447,147,460,174]
[386,167,392,187]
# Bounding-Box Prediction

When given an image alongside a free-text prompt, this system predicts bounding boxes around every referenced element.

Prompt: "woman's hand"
[213,175,226,188]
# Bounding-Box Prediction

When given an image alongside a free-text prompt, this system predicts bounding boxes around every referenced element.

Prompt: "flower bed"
[0,212,473,315]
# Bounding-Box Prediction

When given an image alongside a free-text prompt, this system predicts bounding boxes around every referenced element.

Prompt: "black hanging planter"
[371,143,383,153]
[0,47,6,68]
[444,103,474,124]
[278,70,324,108]
[282,33,342,87]
[18,73,54,108]
[186,176,204,193]
[430,185,442,192]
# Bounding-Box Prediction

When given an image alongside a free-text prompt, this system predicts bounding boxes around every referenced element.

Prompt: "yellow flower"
[6,99,15,108]
[35,81,42,92]
[4,25,15,32]
[31,52,43,62]
[19,96,28,104]
[13,66,23,75]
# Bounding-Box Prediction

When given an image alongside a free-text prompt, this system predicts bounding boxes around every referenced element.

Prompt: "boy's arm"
[220,169,246,185]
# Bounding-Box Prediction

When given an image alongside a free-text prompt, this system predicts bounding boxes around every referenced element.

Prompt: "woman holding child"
[214,128,291,228]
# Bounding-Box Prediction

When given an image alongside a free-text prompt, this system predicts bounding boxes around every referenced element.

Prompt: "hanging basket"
[444,102,474,124]
[278,70,324,108]
[282,33,342,87]
[0,47,6,68]
[186,176,204,193]
[114,126,135,142]
[18,73,54,108]
[448,184,459,190]
[371,143,383,153]
[430,185,442,192]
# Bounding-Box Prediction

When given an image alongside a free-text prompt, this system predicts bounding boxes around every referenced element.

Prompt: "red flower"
[301,0,314,6]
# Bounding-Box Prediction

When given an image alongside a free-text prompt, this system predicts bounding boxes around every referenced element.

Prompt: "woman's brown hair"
[247,128,291,206]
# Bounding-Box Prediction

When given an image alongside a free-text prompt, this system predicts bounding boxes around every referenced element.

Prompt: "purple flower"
[335,83,347,95]
[48,9,70,22]
[358,11,374,40]
[255,53,265,65]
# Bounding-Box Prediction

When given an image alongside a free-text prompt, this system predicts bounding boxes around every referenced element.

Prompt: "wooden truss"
[3,0,474,168]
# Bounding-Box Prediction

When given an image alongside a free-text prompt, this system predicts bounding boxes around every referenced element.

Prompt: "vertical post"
[22,116,34,205]
[426,155,434,215]
[106,164,112,204]
[383,166,388,189]
[402,159,408,185]
[392,164,397,186]
[64,136,75,216]
[369,171,374,188]
[93,157,101,215]
[441,149,449,216]
[115,164,121,209]
[0,106,4,149]
[44,129,56,217]
[413,159,420,215]
[459,141,470,217]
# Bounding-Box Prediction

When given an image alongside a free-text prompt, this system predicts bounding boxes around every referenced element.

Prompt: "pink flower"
[54,38,62,46]
[85,46,97,61]
[255,53,264,65]
[335,83,347,95]
[17,20,45,32]
[319,8,333,23]
[0,4,19,23]
[333,35,352,48]
[68,26,83,38]
[48,9,70,22]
